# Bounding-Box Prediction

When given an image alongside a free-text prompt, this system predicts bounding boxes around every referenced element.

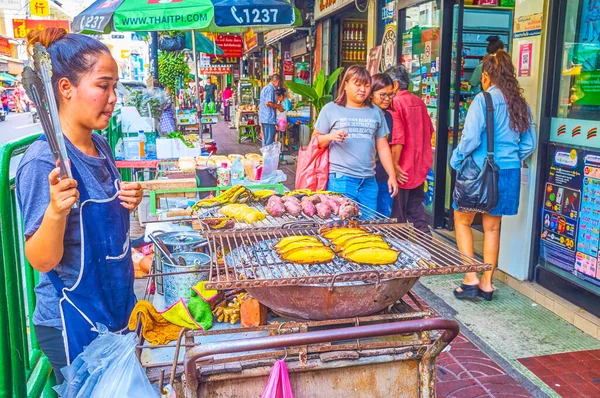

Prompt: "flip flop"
[477,288,494,301]
[453,284,479,299]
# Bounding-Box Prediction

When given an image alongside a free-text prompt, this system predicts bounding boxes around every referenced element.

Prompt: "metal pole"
[150,32,159,84]
[192,30,200,114]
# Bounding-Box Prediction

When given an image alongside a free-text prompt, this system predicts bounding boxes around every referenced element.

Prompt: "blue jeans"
[327,173,378,212]
[377,180,394,217]
[262,123,276,146]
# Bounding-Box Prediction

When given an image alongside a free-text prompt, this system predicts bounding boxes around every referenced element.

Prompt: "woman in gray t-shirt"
[314,66,398,211]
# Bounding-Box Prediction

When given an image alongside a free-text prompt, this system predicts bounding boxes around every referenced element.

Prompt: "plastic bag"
[276,111,287,132]
[295,134,329,191]
[261,360,294,398]
[260,142,282,184]
[54,324,158,398]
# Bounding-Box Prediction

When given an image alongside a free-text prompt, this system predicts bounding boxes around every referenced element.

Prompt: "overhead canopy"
[72,0,299,34]
[184,32,224,55]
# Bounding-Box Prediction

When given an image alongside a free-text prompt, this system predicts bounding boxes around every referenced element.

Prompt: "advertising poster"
[574,151,600,287]
[540,146,584,272]
[518,43,532,77]
[294,62,310,84]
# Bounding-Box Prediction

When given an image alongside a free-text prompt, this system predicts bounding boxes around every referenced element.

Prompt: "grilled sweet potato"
[279,246,335,264]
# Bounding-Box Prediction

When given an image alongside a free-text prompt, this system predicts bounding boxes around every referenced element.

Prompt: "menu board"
[541,145,600,288]
[540,146,583,272]
[574,152,600,287]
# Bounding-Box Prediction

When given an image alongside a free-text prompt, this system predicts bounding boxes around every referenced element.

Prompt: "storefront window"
[540,0,600,292]
[402,1,441,215]
[555,0,600,122]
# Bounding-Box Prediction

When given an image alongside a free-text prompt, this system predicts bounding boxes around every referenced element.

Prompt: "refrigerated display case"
[340,18,368,66]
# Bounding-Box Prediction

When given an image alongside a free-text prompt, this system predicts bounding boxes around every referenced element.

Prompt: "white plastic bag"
[54,324,158,398]
[260,142,282,184]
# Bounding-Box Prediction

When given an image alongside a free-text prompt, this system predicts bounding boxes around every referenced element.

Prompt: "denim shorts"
[453,168,521,216]
[327,173,378,212]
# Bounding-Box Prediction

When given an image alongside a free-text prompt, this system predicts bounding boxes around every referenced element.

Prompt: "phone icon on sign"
[231,6,243,24]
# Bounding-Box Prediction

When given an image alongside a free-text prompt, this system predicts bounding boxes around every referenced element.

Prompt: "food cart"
[235,79,260,143]
[131,185,490,397]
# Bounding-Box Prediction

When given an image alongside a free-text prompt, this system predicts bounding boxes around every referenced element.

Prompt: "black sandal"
[453,284,479,299]
[477,288,494,301]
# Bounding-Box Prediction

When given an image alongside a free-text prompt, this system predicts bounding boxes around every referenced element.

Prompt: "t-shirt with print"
[16,133,120,329]
[314,102,389,178]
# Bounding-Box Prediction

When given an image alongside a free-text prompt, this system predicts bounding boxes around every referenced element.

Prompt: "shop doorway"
[397,0,516,255]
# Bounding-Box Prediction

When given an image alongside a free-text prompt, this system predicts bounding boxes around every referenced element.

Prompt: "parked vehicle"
[0,107,5,122]
[5,88,16,112]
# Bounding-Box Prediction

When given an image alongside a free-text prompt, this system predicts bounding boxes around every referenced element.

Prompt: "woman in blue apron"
[16,28,143,383]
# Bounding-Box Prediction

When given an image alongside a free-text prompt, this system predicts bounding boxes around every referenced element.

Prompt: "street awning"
[0,72,18,83]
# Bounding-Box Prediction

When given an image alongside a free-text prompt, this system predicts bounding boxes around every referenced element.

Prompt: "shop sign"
[0,38,10,56]
[294,62,310,84]
[210,57,239,66]
[199,67,231,75]
[30,0,49,17]
[283,60,294,81]
[514,13,542,38]
[381,0,396,28]
[290,37,307,58]
[212,34,243,58]
[478,0,498,5]
[199,53,211,67]
[0,0,21,10]
[550,118,600,150]
[243,28,258,52]
[367,46,382,75]
[380,24,397,72]
[314,0,354,21]
[12,19,70,39]
[518,43,532,77]
[120,49,130,58]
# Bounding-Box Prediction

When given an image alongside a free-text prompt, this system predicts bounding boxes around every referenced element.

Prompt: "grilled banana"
[330,232,371,247]
[279,246,335,264]
[274,235,321,249]
[342,247,399,265]
[221,204,266,223]
[342,240,390,254]
[321,227,366,240]
[276,239,324,255]
[335,236,385,253]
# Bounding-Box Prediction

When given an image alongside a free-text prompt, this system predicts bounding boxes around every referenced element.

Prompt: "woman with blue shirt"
[314,66,398,211]
[452,50,536,301]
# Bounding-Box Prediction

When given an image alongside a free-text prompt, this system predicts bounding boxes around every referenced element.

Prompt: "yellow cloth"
[161,300,202,329]
[128,300,182,345]
[161,281,219,330]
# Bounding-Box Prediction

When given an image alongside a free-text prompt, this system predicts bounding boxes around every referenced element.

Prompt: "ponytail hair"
[26,27,110,105]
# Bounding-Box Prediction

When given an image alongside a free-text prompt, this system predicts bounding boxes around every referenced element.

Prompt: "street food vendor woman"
[16,28,143,383]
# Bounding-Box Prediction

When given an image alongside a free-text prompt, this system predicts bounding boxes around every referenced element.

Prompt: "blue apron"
[40,135,136,364]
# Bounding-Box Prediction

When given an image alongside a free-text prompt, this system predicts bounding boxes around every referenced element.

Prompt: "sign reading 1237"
[216,5,293,26]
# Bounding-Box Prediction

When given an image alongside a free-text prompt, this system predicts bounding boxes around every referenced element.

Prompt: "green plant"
[285,67,345,119]
[158,51,190,97]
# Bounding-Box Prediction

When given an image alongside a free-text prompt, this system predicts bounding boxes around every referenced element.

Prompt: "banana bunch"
[275,236,335,265]
[212,292,248,324]
[192,185,254,210]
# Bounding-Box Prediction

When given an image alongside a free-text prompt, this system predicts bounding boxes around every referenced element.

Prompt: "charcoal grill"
[200,223,490,319]
[204,223,489,290]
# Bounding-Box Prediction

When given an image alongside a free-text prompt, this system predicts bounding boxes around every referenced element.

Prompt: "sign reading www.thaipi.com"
[113,0,214,31]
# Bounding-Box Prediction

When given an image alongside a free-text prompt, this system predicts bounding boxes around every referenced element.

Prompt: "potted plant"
[285,67,345,120]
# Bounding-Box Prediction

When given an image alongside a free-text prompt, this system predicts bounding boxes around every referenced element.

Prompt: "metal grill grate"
[204,223,490,290]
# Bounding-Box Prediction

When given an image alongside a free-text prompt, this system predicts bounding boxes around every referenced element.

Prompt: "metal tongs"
[22,43,73,182]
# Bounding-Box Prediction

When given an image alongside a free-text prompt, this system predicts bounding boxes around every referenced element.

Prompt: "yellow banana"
[342,240,390,254]
[279,246,335,264]
[330,232,371,247]
[335,236,385,253]
[342,247,399,265]
[275,235,321,249]
[321,227,366,240]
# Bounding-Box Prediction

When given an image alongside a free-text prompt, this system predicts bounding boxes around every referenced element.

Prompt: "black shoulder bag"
[452,91,500,213]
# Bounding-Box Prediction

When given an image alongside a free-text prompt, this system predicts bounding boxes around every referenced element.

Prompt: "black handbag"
[452,91,500,213]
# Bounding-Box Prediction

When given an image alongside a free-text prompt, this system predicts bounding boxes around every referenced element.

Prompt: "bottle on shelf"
[138,130,146,158]
[231,157,245,185]
[358,25,363,41]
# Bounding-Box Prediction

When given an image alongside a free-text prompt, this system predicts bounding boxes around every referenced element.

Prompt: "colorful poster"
[513,13,543,38]
[294,62,310,84]
[540,146,584,272]
[518,43,532,77]
[574,151,600,287]
[12,19,70,39]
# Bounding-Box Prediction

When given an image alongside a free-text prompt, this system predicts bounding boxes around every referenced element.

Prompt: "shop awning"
[264,28,296,45]
[0,72,18,83]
